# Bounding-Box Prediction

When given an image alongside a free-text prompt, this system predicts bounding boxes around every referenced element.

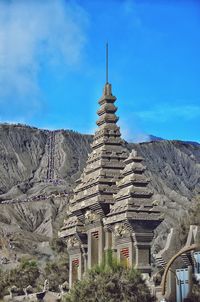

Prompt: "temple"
[59,78,163,287]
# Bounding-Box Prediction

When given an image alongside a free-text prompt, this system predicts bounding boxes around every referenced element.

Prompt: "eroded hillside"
[0,124,199,262]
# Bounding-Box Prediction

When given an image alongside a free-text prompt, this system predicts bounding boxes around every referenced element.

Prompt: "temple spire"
[106,42,109,84]
[103,43,112,96]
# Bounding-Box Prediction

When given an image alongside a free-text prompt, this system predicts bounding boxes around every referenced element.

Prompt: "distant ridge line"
[0,123,199,145]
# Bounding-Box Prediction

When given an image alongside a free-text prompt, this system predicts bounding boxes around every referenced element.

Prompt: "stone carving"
[85,210,100,223]
[67,236,79,248]
[114,223,130,238]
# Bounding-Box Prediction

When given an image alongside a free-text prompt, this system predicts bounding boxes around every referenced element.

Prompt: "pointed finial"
[106,42,108,84]
[103,42,112,96]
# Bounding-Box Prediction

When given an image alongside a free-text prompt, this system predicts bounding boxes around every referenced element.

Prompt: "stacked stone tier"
[59,215,85,238]
[114,187,154,200]
[86,150,127,166]
[94,124,121,139]
[72,183,118,203]
[104,150,163,226]
[96,113,119,126]
[122,161,146,176]
[91,136,123,149]
[98,84,116,105]
[104,211,162,224]
[96,84,119,126]
[97,103,117,115]
[117,175,151,189]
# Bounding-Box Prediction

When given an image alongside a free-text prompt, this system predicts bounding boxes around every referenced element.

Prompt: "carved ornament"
[67,236,79,248]
[114,223,130,238]
[85,210,100,223]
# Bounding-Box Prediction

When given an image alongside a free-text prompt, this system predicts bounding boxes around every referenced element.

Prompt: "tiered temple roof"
[104,150,163,228]
[60,83,128,238]
[69,83,128,218]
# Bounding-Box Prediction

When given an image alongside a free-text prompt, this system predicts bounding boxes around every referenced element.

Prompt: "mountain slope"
[0,124,199,262]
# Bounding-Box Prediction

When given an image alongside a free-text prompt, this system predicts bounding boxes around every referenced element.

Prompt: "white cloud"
[0,0,88,112]
[118,119,150,142]
[136,104,200,122]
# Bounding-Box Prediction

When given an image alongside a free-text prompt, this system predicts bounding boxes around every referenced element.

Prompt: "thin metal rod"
[106,42,108,84]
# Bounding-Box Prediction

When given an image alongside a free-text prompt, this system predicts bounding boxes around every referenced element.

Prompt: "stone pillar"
[104,228,113,265]
[87,230,92,269]
[188,265,193,297]
[117,241,134,268]
[135,244,151,271]
[88,228,99,269]
[104,228,112,251]
[111,232,117,258]
[69,253,83,288]
[134,232,154,275]
[82,250,88,276]
[87,226,105,269]
[98,226,105,265]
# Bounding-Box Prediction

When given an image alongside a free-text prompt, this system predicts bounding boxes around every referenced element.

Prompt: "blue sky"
[0,0,200,142]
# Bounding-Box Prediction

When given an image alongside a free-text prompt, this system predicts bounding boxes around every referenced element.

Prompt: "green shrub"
[41,254,69,291]
[50,237,68,254]
[0,259,40,298]
[63,258,155,302]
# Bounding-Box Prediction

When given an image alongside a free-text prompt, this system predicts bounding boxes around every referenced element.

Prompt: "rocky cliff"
[0,123,199,263]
